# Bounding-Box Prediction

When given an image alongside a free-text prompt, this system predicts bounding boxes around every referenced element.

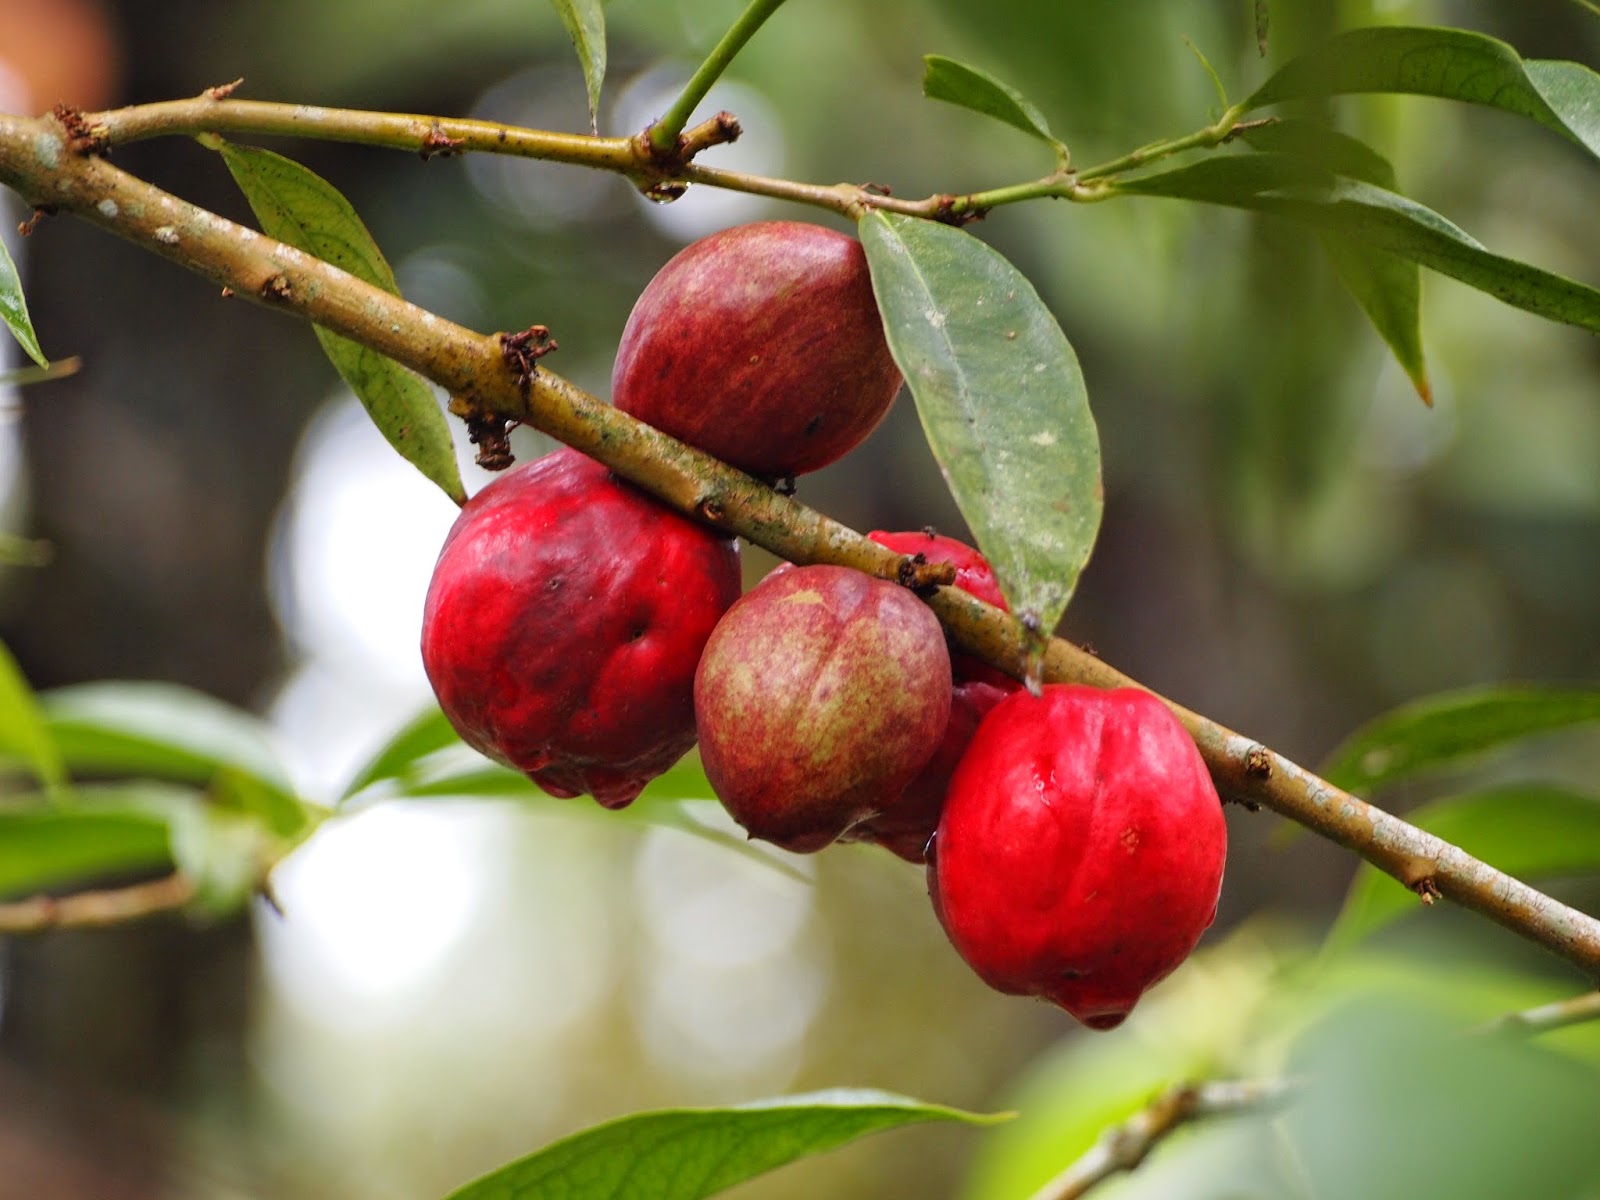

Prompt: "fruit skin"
[845,678,1013,863]
[611,221,904,478]
[867,529,1007,611]
[421,447,741,809]
[842,530,1021,862]
[865,529,1012,688]
[694,564,952,853]
[929,685,1227,1029]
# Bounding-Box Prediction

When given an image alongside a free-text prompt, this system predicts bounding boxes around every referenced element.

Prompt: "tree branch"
[79,94,1191,221]
[1025,1079,1294,1200]
[0,874,196,934]
[3,108,1599,979]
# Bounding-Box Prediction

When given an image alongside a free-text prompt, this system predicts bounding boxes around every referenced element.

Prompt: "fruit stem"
[647,0,793,160]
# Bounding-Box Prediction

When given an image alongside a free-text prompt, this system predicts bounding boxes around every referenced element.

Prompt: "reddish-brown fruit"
[866,529,1013,687]
[611,221,904,478]
[845,678,1013,863]
[421,447,741,809]
[694,564,951,853]
[929,685,1227,1029]
[843,530,1021,862]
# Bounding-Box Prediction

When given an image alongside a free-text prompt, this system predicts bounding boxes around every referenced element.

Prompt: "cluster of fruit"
[421,221,1227,1029]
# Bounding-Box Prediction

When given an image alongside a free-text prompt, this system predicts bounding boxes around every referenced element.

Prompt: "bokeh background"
[2,0,1599,1197]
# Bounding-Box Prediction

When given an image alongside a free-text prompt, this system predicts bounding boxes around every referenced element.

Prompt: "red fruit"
[867,529,1012,687]
[845,678,1013,863]
[612,221,904,478]
[421,447,741,808]
[867,529,1007,612]
[694,565,951,853]
[843,530,1021,862]
[929,685,1226,1029]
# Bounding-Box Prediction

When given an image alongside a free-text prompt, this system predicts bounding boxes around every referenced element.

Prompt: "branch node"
[696,497,727,525]
[205,78,245,101]
[420,120,465,161]
[1243,744,1273,780]
[259,272,293,302]
[933,193,988,226]
[679,111,742,156]
[1413,877,1442,905]
[897,552,958,595]
[500,325,557,396]
[51,103,108,156]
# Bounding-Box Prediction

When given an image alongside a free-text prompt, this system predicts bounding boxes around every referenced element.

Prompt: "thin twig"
[1478,991,1600,1038]
[647,0,792,158]
[84,94,1238,221]
[0,874,196,934]
[2,109,1599,979]
[1026,1079,1294,1200]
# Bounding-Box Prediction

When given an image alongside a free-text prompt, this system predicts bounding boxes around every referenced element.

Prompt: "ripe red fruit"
[929,685,1227,1029]
[694,564,951,853]
[866,528,1012,687]
[843,530,1021,862]
[867,529,1007,612]
[845,677,1013,863]
[421,447,741,809]
[611,221,904,478]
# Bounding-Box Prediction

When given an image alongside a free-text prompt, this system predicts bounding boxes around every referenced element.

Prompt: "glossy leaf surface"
[1245,26,1600,162]
[0,230,46,368]
[0,786,181,898]
[1117,155,1600,334]
[1238,120,1427,401]
[923,55,1059,146]
[42,681,308,836]
[444,1090,1003,1200]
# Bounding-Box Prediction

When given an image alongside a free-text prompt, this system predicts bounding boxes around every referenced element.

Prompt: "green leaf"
[0,786,181,898]
[859,212,1102,641]
[217,143,466,505]
[0,230,48,368]
[1324,785,1600,954]
[41,681,310,836]
[1115,155,1600,334]
[1238,121,1427,401]
[0,639,64,790]
[162,800,276,916]
[1237,118,1396,188]
[549,0,607,133]
[1318,685,1600,794]
[340,706,460,801]
[1244,26,1600,163]
[922,55,1060,148]
[394,751,810,885]
[443,1089,1005,1200]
